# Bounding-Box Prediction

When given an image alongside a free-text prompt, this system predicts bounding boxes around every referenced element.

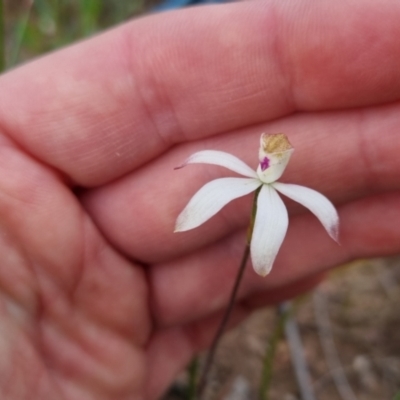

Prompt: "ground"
[168,257,400,400]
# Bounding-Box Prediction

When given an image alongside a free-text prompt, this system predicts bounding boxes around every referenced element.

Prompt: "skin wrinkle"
[239,2,295,120]
[29,216,83,297]
[16,339,50,400]
[355,103,400,191]
[121,13,198,148]
[136,22,205,145]
[275,106,400,198]
[132,47,186,147]
[69,228,151,345]
[1,340,18,399]
[2,255,44,357]
[353,107,378,195]
[205,4,292,120]
[124,34,174,151]
[113,29,176,185]
[347,194,400,254]
[0,38,138,187]
[122,0,294,147]
[267,3,297,114]
[141,261,157,351]
[68,219,97,318]
[42,320,102,392]
[146,327,193,391]
[63,219,93,314]
[0,308,53,400]
[286,1,337,107]
[0,128,68,195]
[285,0,400,109]
[0,157,50,323]
[40,297,147,396]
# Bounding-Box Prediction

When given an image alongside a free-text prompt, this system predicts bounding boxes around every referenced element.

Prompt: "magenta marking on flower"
[260,157,270,171]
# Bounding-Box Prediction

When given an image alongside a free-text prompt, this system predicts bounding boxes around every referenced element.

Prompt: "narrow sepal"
[175,150,258,178]
[251,185,289,276]
[272,182,339,241]
[175,177,261,232]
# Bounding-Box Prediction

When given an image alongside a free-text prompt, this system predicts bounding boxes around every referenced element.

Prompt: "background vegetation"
[1,0,145,69]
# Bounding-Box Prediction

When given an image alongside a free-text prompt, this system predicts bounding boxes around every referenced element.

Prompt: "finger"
[0,0,400,185]
[148,191,400,327]
[82,101,400,262]
[241,271,326,309]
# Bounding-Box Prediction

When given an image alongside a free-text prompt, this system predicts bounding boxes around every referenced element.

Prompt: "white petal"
[175,150,258,178]
[251,185,288,276]
[272,182,339,241]
[175,177,261,232]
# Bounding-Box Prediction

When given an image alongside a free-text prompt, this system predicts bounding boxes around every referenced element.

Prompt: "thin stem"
[197,243,250,398]
[187,357,199,400]
[258,305,288,400]
[9,0,33,68]
[0,0,5,73]
[197,188,261,398]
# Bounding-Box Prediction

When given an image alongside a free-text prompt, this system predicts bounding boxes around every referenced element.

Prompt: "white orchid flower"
[175,133,339,277]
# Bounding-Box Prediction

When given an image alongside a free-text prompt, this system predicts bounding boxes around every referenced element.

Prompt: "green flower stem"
[259,304,290,400]
[197,187,261,399]
[247,186,261,244]
[196,243,250,398]
[187,357,199,400]
[0,0,5,73]
[9,0,33,68]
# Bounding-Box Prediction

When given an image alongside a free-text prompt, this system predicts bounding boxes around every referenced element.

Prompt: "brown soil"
[167,257,400,400]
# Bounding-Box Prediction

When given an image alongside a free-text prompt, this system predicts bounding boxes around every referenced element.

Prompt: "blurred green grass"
[2,0,146,69]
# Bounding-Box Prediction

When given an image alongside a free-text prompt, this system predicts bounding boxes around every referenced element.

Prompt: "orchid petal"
[272,182,339,241]
[175,177,261,232]
[251,185,288,276]
[176,150,258,178]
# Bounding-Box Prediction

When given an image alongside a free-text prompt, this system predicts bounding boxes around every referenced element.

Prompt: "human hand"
[0,0,399,398]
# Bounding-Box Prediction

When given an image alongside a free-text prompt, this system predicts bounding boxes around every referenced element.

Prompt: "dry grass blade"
[313,289,358,400]
[281,302,317,400]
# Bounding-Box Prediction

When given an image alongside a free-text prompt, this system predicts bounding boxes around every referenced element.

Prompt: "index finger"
[0,0,399,185]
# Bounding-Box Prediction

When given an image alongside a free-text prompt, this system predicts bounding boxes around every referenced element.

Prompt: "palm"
[1,1,400,399]
[0,158,150,399]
